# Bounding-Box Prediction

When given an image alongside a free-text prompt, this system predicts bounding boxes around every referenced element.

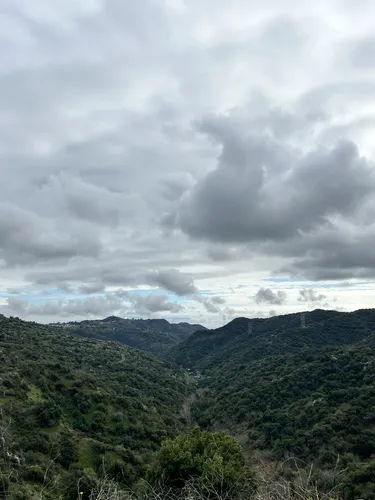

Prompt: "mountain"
[167,308,375,499]
[50,316,205,357]
[0,314,189,498]
[4,308,375,499]
[193,342,375,461]
[191,342,375,498]
[168,308,375,371]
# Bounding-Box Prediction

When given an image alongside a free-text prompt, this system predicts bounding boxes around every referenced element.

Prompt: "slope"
[0,314,189,498]
[191,342,375,498]
[168,308,375,371]
[50,316,205,357]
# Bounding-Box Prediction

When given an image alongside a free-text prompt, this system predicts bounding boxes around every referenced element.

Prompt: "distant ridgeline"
[49,315,205,357]
[167,308,375,371]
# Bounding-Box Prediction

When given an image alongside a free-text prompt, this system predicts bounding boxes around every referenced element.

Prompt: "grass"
[27,384,44,403]
[78,438,98,470]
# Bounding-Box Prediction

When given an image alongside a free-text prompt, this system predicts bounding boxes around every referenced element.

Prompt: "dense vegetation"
[50,316,204,357]
[169,309,375,371]
[0,314,189,498]
[149,427,257,498]
[172,309,375,499]
[3,308,375,498]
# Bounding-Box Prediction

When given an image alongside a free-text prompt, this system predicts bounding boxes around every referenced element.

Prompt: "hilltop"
[50,316,205,357]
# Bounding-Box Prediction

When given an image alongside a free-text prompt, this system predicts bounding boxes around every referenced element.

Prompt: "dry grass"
[85,473,342,500]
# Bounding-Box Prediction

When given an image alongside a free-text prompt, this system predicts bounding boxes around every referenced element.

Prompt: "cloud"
[171,113,373,245]
[194,295,226,313]
[167,106,375,280]
[254,288,287,306]
[2,0,375,323]
[150,269,199,296]
[127,293,184,314]
[298,289,327,303]
[4,291,183,319]
[347,37,375,68]
[78,282,106,294]
[0,202,101,267]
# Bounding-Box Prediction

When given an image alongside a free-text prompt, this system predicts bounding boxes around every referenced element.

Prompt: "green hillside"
[0,314,189,498]
[191,343,375,498]
[50,316,205,357]
[3,308,375,498]
[168,308,375,498]
[168,308,375,371]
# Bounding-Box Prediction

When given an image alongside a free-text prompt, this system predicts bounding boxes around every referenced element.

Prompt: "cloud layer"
[2,0,375,323]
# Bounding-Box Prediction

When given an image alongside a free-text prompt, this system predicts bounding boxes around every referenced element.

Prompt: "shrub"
[148,427,257,498]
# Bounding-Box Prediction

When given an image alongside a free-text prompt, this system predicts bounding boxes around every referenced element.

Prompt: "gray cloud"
[166,104,375,280]
[194,295,226,313]
[0,202,101,267]
[211,296,226,305]
[298,289,327,303]
[78,282,106,294]
[254,288,287,305]
[128,293,184,315]
[5,291,183,319]
[171,111,374,245]
[150,269,199,296]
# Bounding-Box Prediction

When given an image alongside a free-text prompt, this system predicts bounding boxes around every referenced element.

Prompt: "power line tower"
[301,312,306,329]
[248,321,252,334]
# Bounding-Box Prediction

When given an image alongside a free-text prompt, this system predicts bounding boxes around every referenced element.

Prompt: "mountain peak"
[102,315,123,322]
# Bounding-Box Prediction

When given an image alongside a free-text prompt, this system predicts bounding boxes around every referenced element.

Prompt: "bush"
[35,400,61,428]
[148,427,257,498]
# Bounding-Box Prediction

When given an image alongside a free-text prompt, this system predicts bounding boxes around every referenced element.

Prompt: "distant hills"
[50,316,205,357]
[168,308,375,371]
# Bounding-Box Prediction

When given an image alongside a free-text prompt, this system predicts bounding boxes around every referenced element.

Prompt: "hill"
[50,316,205,357]
[191,342,375,498]
[168,308,375,371]
[0,314,189,498]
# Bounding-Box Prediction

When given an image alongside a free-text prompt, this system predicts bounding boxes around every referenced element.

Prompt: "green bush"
[149,427,257,498]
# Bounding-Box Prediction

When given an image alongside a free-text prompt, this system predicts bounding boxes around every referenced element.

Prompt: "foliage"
[149,427,257,498]
[169,308,375,371]
[0,314,189,497]
[4,308,375,498]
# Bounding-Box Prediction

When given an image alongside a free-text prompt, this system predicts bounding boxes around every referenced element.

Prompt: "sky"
[1,0,375,327]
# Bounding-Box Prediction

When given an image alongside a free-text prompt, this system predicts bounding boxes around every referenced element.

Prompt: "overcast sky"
[1,0,375,327]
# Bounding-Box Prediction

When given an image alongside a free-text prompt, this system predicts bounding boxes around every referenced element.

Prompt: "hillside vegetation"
[169,309,375,371]
[171,309,375,499]
[50,316,204,357]
[0,314,189,498]
[3,309,375,498]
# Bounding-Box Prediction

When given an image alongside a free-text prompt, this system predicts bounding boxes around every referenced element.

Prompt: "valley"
[2,309,375,498]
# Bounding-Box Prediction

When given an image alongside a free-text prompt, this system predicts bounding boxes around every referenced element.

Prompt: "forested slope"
[50,315,204,357]
[0,314,189,498]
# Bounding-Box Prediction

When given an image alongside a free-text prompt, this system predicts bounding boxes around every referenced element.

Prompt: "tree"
[149,427,257,498]
[35,400,61,428]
